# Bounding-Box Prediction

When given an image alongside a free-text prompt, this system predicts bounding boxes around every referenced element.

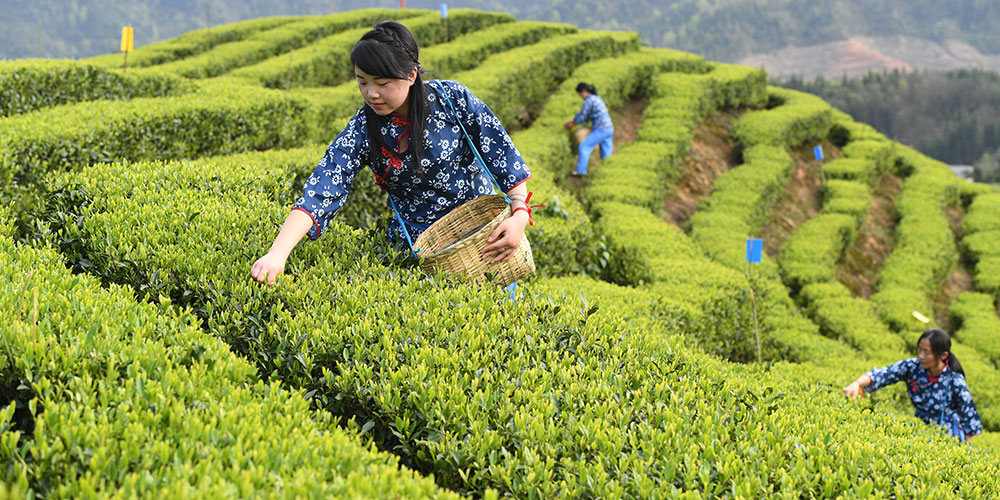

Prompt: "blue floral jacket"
[866,358,983,435]
[573,94,613,130]
[293,80,531,241]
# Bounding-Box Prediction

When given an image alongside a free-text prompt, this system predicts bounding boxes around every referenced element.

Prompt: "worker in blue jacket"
[843,329,982,441]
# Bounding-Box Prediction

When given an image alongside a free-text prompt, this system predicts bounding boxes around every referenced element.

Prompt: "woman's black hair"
[351,21,428,171]
[575,82,598,95]
[919,328,966,376]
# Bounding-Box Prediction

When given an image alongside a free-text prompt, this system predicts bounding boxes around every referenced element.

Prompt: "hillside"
[7,0,1000,70]
[2,9,1000,498]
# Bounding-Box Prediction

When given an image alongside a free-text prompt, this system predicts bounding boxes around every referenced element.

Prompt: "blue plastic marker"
[745,238,764,363]
[506,281,517,301]
[813,145,824,161]
[746,238,763,263]
[440,3,448,18]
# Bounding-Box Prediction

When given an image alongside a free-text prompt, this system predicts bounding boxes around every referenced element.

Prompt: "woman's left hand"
[481,211,530,263]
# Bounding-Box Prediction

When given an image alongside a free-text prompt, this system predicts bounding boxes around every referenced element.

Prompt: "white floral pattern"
[867,358,983,435]
[293,80,530,241]
[574,94,613,130]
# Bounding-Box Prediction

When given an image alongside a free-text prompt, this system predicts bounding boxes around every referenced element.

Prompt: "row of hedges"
[278,30,644,265]
[154,9,440,78]
[588,64,766,212]
[566,64,776,361]
[37,153,1000,497]
[511,47,709,277]
[83,16,299,69]
[453,31,641,128]
[0,62,192,117]
[872,147,963,331]
[0,211,457,499]
[863,146,1000,430]
[950,292,1000,366]
[731,87,834,149]
[684,88,876,367]
[231,13,551,89]
[0,79,308,213]
[962,191,1000,300]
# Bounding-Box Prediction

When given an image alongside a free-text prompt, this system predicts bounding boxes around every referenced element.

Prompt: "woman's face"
[355,66,416,116]
[578,90,588,100]
[917,338,946,371]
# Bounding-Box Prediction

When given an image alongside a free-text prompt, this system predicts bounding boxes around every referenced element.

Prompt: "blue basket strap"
[430,80,511,203]
[387,195,421,259]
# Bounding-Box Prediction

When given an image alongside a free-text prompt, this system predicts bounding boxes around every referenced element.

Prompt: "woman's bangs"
[351,40,407,79]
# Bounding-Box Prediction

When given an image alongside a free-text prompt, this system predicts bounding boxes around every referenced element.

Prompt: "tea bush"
[40,156,1000,497]
[0,62,192,117]
[155,9,441,78]
[229,12,533,88]
[84,16,299,68]
[778,213,857,292]
[0,213,459,499]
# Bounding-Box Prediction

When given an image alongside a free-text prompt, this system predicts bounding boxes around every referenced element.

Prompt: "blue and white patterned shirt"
[573,94,613,130]
[866,358,983,435]
[293,80,531,241]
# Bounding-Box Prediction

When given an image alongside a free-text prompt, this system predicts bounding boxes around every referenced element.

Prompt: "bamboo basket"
[413,195,534,286]
[571,126,592,146]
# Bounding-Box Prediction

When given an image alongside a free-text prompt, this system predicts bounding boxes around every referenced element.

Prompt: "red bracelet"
[511,192,545,226]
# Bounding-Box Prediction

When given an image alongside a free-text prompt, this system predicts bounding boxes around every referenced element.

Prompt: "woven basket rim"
[414,195,509,260]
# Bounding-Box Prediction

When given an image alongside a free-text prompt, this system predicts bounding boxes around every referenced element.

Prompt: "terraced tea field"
[2,8,999,498]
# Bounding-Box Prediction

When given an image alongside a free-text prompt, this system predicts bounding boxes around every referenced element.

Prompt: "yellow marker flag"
[912,311,930,324]
[120,26,134,52]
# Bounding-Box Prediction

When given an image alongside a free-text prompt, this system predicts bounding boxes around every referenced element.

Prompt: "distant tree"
[780,68,1000,166]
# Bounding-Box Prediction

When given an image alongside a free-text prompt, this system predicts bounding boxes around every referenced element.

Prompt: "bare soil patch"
[759,140,842,257]
[836,173,903,298]
[932,206,977,330]
[662,111,742,229]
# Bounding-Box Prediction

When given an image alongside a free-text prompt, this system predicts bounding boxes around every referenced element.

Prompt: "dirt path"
[759,141,841,257]
[932,205,977,330]
[662,111,742,229]
[836,173,903,298]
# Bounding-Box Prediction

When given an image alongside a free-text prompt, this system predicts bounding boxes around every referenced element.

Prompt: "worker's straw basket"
[413,194,534,287]
[571,126,592,147]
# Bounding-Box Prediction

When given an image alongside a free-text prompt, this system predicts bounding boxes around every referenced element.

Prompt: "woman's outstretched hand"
[482,211,530,263]
[843,382,865,400]
[251,252,286,285]
[563,120,576,130]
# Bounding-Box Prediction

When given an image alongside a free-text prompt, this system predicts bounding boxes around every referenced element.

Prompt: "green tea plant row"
[775,145,909,363]
[777,143,892,293]
[577,65,775,361]
[588,64,767,213]
[872,147,964,332]
[232,15,566,89]
[286,31,644,277]
[509,47,709,276]
[0,212,458,499]
[84,16,299,69]
[866,147,1000,429]
[684,87,878,367]
[1,23,624,235]
[949,292,1000,366]
[962,190,1000,301]
[38,153,1000,498]
[0,62,192,117]
[0,78,307,207]
[154,9,441,78]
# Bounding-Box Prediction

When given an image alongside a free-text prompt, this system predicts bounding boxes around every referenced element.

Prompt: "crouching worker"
[250,20,533,285]
[843,328,982,442]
